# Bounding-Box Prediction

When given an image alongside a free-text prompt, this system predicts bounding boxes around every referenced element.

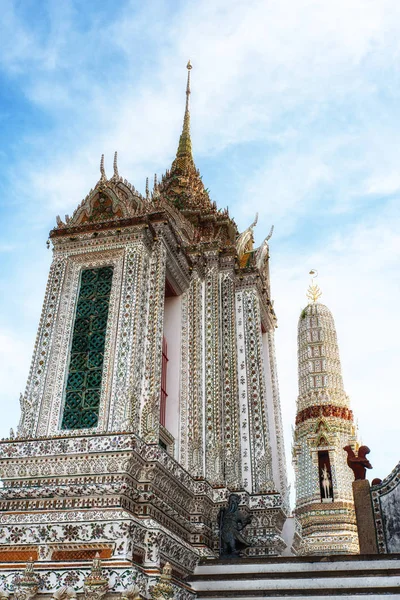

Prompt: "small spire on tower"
[100,154,107,182]
[113,151,119,178]
[306,269,322,303]
[173,60,194,171]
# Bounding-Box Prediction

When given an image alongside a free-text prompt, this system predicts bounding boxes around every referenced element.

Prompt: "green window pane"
[61,266,113,430]
[81,270,97,284]
[69,353,87,371]
[92,316,108,331]
[79,283,96,299]
[81,410,99,428]
[71,335,89,353]
[66,371,85,390]
[88,352,103,369]
[76,299,94,318]
[62,411,80,429]
[65,391,82,410]
[84,390,101,407]
[86,369,103,389]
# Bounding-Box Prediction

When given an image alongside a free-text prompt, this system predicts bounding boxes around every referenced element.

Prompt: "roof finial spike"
[145,177,150,200]
[113,151,119,178]
[186,60,192,111]
[100,154,107,182]
[173,61,194,170]
[153,173,158,189]
[306,269,323,303]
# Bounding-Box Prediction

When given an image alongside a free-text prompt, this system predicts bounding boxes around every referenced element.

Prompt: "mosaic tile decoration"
[61,266,114,430]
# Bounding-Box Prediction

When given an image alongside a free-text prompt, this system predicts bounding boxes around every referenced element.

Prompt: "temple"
[0,63,290,598]
[292,273,359,555]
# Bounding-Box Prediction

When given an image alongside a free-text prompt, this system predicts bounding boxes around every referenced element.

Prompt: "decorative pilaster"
[109,242,150,432]
[179,267,204,476]
[19,257,67,437]
[204,258,223,485]
[140,241,167,444]
[236,288,274,494]
[220,272,241,489]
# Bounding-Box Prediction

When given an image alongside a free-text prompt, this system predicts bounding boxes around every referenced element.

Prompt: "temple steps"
[189,554,400,598]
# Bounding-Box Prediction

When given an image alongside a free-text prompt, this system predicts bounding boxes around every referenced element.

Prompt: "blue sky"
[0,0,399,493]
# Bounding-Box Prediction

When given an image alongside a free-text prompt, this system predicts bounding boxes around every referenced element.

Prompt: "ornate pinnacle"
[13,559,39,600]
[83,554,108,600]
[113,151,119,178]
[306,269,322,303]
[100,154,107,183]
[173,61,194,170]
[150,563,173,600]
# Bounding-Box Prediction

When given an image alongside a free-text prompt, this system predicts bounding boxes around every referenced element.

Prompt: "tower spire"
[173,61,194,171]
[293,289,359,556]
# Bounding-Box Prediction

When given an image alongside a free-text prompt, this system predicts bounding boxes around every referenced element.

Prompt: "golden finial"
[173,60,194,170]
[186,60,192,105]
[306,269,322,303]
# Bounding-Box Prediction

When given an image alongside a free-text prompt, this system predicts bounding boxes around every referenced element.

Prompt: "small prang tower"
[292,274,359,555]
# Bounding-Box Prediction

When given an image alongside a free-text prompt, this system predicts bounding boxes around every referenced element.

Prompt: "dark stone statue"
[218,494,252,557]
[343,445,372,480]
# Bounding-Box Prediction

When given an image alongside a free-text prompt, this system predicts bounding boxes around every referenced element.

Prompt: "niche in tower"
[159,278,182,453]
[318,450,334,502]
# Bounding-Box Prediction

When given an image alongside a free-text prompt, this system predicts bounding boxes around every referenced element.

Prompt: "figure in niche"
[321,463,333,500]
[218,494,252,557]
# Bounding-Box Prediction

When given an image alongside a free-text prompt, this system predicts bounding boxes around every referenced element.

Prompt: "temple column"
[220,267,241,489]
[140,239,167,444]
[109,239,151,432]
[204,253,224,485]
[236,285,274,494]
[180,266,204,477]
